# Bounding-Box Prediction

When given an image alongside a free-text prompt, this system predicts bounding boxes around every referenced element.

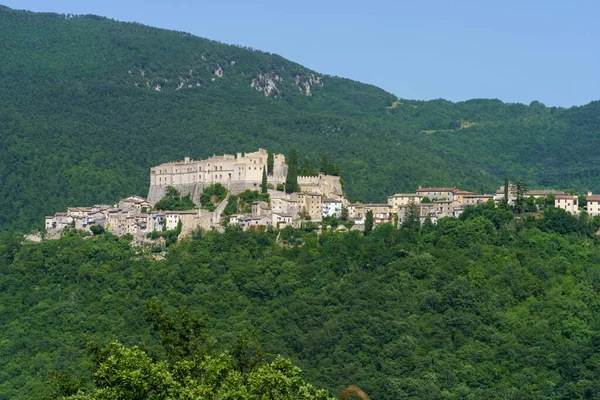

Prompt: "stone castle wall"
[298,174,343,197]
[148,180,275,206]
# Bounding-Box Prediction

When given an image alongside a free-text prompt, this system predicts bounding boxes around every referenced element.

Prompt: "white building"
[322,198,342,218]
[554,194,579,215]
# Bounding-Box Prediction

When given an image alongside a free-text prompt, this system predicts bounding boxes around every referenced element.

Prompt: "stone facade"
[554,194,579,215]
[148,149,287,205]
[297,173,344,198]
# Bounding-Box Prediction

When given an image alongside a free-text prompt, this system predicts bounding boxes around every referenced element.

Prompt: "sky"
[3,0,599,107]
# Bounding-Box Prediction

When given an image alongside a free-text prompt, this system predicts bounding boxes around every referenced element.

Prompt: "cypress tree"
[267,150,274,176]
[319,154,330,174]
[261,168,268,194]
[364,210,374,236]
[285,147,299,194]
[504,174,509,205]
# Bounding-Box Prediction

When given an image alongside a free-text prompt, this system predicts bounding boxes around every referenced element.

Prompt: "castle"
[147,148,344,205]
[147,149,287,205]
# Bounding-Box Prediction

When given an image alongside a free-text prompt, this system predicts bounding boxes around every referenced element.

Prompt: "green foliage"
[154,186,196,211]
[2,7,600,234]
[89,225,105,235]
[3,209,600,398]
[261,168,268,194]
[401,201,421,231]
[319,154,340,176]
[267,150,274,176]
[300,157,317,176]
[223,190,270,216]
[146,219,182,246]
[285,148,300,194]
[364,210,373,235]
[200,183,227,211]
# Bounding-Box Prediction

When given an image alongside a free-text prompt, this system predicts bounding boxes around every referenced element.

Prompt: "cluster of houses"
[41,147,600,241]
[43,181,595,241]
[44,196,211,240]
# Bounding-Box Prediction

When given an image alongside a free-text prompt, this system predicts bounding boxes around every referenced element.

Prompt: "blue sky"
[3,0,599,107]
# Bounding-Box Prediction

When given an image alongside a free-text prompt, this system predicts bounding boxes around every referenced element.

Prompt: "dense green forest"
[1,6,600,232]
[2,204,600,399]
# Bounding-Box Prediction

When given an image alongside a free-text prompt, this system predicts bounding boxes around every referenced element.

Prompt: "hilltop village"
[42,148,596,242]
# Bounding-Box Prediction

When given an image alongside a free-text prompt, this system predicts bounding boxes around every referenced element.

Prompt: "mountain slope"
[1,5,600,232]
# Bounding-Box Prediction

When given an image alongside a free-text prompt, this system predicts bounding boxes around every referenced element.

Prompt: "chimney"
[184,157,190,163]
[588,192,593,196]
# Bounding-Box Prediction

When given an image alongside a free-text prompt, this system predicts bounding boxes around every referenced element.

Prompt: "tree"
[364,210,373,235]
[261,168,268,194]
[267,150,274,175]
[504,174,509,205]
[60,304,334,400]
[402,200,421,231]
[320,154,330,174]
[340,206,349,221]
[89,225,105,235]
[300,157,316,176]
[155,186,197,211]
[513,178,526,215]
[285,147,299,194]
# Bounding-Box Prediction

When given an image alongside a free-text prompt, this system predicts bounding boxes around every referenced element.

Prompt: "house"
[453,190,474,204]
[165,212,181,231]
[432,200,461,218]
[45,216,54,230]
[364,204,392,225]
[271,198,300,218]
[272,212,293,228]
[322,198,342,218]
[461,194,494,205]
[238,216,272,230]
[119,196,150,212]
[347,203,365,224]
[67,207,92,218]
[396,203,436,226]
[524,190,564,199]
[147,212,166,232]
[586,192,600,216]
[252,201,271,218]
[387,193,421,213]
[554,194,579,215]
[290,192,322,222]
[54,212,73,229]
[416,187,458,201]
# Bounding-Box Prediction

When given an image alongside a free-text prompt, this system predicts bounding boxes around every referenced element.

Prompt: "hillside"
[2,206,600,399]
[1,5,600,233]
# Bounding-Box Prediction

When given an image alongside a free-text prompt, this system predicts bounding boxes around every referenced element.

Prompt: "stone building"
[148,149,287,205]
[297,173,344,198]
[388,193,422,213]
[416,187,458,201]
[322,198,342,218]
[554,194,579,215]
[291,192,323,222]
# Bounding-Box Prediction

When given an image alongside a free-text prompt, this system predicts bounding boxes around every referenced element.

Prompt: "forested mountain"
[1,6,600,232]
[2,206,600,399]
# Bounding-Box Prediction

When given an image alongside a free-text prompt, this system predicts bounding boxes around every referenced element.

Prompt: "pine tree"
[261,168,268,194]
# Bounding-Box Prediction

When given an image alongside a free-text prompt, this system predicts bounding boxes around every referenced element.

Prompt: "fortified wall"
[147,149,287,205]
[298,173,344,198]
